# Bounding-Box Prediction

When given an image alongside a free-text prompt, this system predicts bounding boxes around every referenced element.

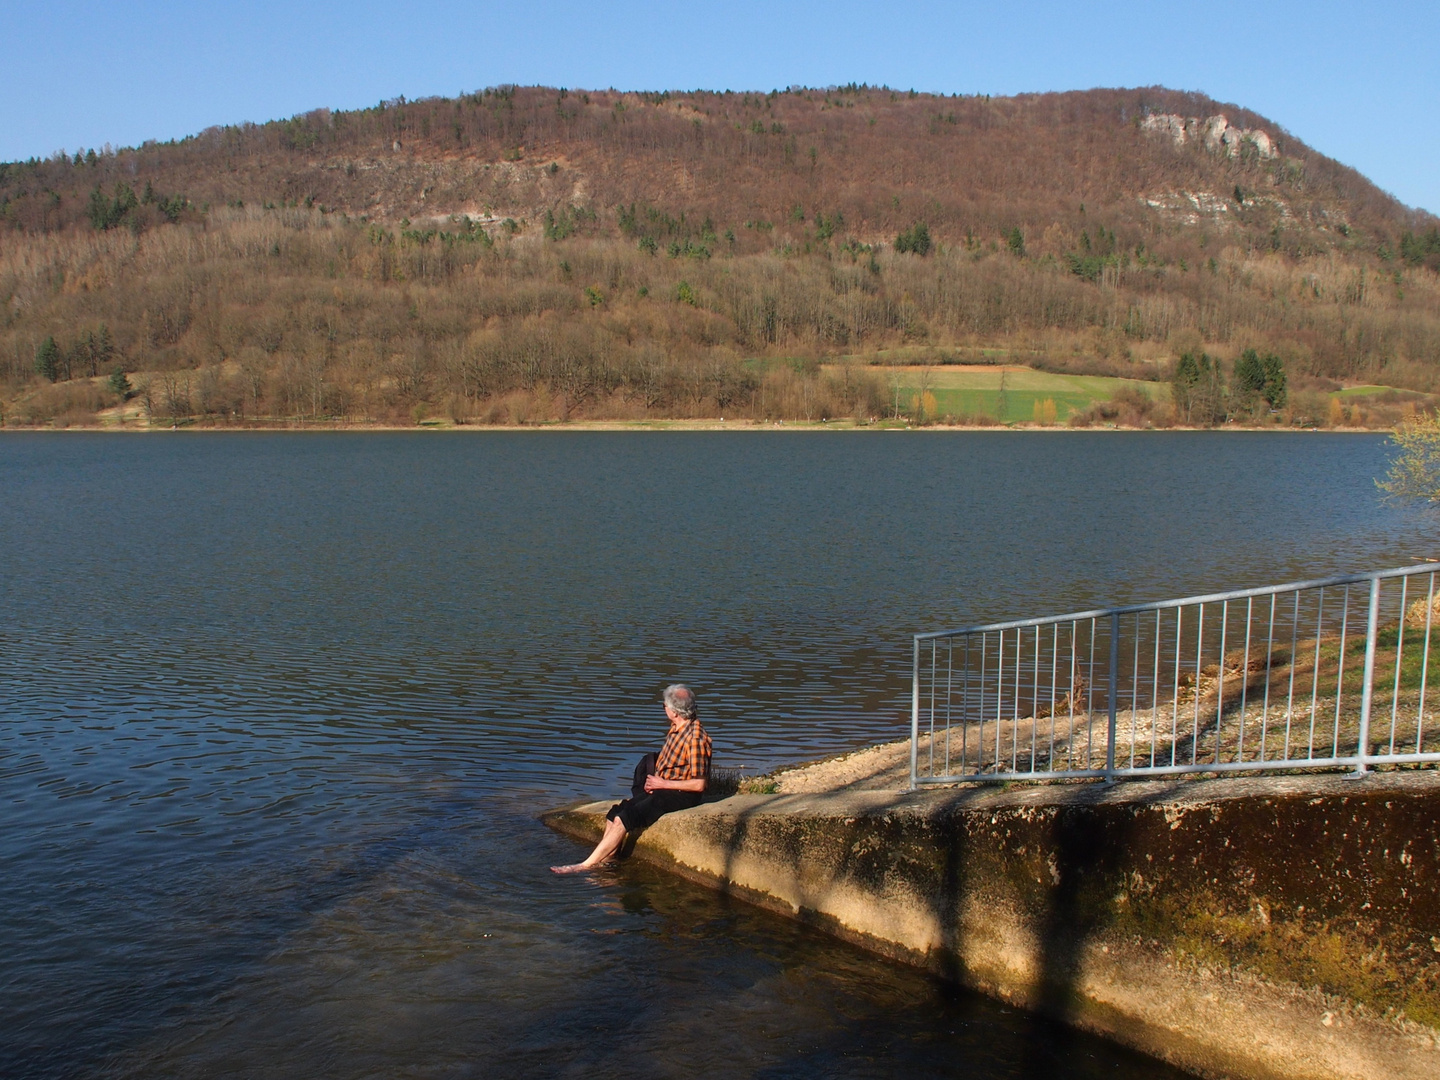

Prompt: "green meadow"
[830,365,1170,424]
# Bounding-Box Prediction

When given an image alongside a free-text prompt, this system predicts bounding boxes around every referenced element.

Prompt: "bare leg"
[551,815,628,873]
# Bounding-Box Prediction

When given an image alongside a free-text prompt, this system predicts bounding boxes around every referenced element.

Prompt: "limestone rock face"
[1143,113,1188,145]
[1141,112,1279,160]
[1247,128,1276,158]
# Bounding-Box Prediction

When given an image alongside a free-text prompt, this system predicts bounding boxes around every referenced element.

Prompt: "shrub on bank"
[8,379,114,426]
[1068,387,1163,428]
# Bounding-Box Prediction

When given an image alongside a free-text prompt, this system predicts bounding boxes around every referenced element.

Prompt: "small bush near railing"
[706,767,779,798]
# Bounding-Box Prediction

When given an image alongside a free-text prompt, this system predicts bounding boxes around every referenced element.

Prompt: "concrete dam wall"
[544,770,1440,1080]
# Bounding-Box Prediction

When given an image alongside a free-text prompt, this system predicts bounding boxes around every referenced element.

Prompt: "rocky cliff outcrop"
[1141,112,1278,160]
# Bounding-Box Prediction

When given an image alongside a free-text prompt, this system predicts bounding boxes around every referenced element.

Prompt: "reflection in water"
[0,432,1420,1078]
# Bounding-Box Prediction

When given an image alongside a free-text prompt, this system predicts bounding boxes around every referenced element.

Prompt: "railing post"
[1352,576,1381,779]
[910,635,921,791]
[1106,611,1119,783]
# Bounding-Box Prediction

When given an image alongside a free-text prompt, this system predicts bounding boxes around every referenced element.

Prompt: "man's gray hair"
[663,683,697,720]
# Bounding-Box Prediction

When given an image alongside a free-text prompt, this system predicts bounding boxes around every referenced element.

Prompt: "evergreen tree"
[107,366,132,399]
[1260,353,1287,408]
[1399,228,1440,271]
[35,336,60,382]
[87,183,139,231]
[1172,351,1226,425]
[1232,348,1287,413]
[86,187,112,230]
[1233,348,1267,413]
[894,222,931,255]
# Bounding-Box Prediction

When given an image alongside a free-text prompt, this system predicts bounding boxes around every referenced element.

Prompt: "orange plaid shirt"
[655,718,712,781]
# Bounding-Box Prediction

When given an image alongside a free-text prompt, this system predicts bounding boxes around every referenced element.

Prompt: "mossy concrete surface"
[544,770,1440,1080]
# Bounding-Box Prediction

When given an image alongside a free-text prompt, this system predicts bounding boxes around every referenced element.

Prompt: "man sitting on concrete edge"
[551,683,711,874]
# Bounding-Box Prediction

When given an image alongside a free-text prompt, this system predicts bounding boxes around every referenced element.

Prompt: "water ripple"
[0,431,1417,1079]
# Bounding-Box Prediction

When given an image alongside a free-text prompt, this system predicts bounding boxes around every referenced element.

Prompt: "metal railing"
[909,565,1440,789]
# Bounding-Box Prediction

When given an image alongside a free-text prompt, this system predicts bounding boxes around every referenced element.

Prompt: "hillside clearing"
[831,364,1168,423]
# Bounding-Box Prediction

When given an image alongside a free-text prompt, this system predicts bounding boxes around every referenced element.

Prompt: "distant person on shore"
[551,684,711,874]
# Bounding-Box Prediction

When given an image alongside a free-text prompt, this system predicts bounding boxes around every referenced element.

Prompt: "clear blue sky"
[4,1,1436,215]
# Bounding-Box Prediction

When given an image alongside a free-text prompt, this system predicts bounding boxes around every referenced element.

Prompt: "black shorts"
[606,753,703,832]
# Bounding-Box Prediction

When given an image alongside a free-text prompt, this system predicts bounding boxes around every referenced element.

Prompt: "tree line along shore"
[4,364,1425,432]
[4,220,1434,430]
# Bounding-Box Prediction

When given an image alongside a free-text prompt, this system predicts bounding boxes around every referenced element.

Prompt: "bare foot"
[549,863,593,874]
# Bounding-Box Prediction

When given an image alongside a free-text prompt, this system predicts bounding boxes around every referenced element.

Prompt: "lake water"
[0,431,1424,1079]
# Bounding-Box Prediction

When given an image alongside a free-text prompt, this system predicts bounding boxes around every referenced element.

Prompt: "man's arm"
[643,774,706,793]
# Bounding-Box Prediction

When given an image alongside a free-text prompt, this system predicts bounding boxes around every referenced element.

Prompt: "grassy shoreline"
[0,418,1387,433]
[6,360,1417,432]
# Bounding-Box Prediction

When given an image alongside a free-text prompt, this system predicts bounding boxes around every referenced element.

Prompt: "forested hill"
[4,85,1434,251]
[3,85,1439,427]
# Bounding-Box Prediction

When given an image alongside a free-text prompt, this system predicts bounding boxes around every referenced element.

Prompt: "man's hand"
[643,773,669,792]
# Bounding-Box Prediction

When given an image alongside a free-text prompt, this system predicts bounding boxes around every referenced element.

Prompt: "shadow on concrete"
[549,768,1201,1069]
[701,781,1207,1069]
